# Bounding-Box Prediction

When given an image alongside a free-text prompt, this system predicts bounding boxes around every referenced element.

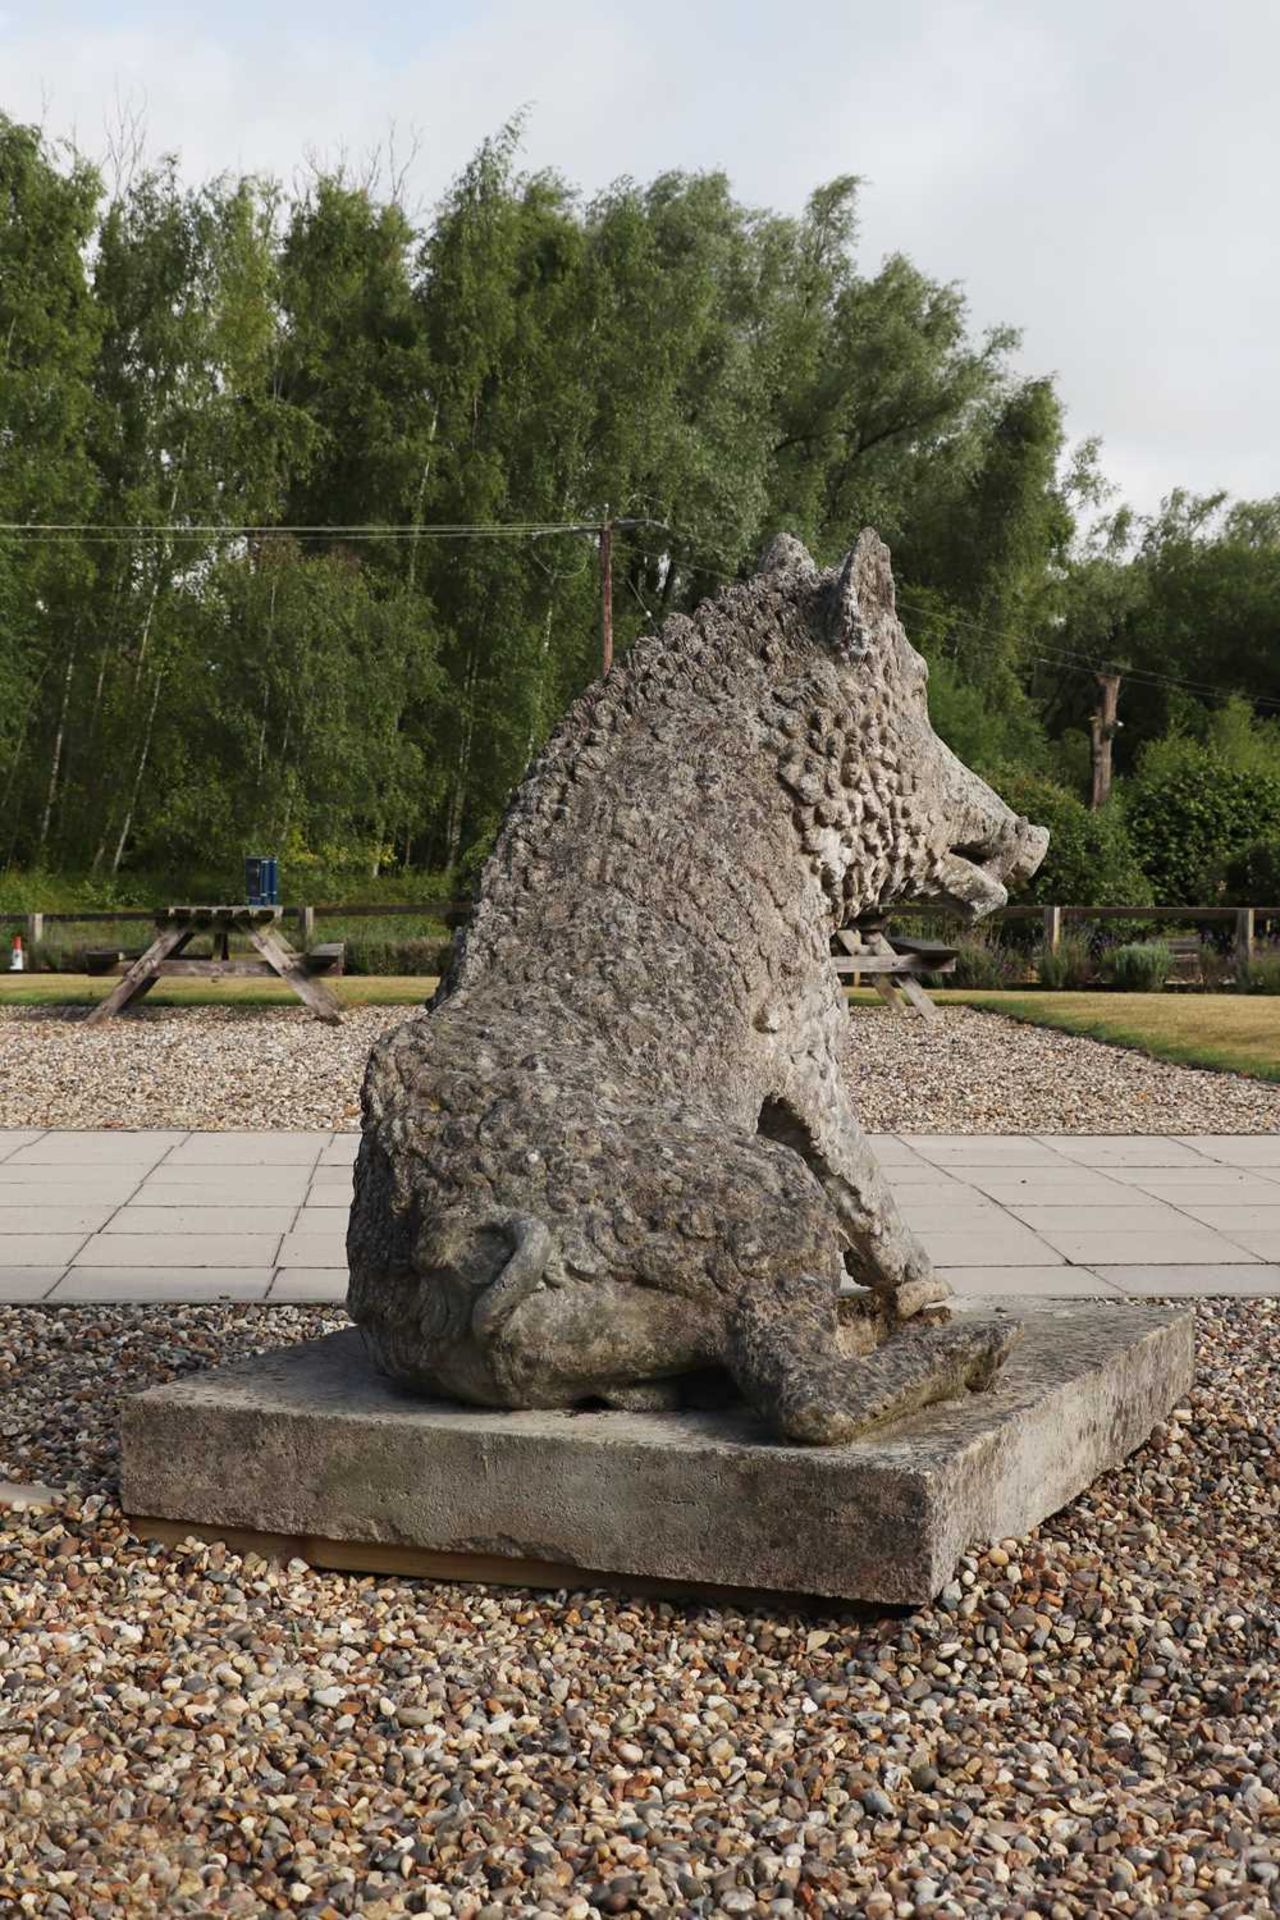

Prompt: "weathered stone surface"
[348,532,1048,1442]
[120,1302,1193,1604]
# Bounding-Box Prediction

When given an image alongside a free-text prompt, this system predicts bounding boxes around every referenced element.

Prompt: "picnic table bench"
[83,905,343,1026]
[831,919,957,1023]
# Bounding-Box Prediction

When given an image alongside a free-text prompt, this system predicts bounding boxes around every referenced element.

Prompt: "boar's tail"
[468,1213,554,1342]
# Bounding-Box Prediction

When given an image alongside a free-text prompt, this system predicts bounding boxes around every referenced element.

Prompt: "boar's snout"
[933,747,1049,919]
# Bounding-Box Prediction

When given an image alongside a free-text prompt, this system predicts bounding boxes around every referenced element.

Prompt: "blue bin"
[244,855,279,907]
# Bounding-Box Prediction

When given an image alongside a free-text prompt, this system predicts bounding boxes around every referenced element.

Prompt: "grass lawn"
[939,989,1280,1082]
[0,973,436,1009]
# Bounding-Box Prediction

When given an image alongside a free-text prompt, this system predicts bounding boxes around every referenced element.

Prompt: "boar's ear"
[825,528,898,660]
[757,532,816,583]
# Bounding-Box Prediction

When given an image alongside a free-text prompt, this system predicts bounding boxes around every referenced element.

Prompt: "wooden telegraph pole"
[1090,671,1122,810]
[599,510,614,676]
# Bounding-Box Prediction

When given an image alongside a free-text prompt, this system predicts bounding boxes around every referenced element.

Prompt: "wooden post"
[1090,673,1122,810]
[1042,905,1062,954]
[297,905,315,945]
[25,912,44,951]
[599,510,613,676]
[1235,907,1255,976]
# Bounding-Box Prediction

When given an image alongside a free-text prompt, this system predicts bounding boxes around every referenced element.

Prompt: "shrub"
[949,935,1024,989]
[1034,932,1092,989]
[1125,743,1280,904]
[987,770,1152,907]
[340,936,452,977]
[1106,941,1173,992]
[1238,948,1280,994]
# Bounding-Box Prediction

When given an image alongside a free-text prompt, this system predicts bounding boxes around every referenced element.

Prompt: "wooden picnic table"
[831,918,957,1023]
[83,905,342,1026]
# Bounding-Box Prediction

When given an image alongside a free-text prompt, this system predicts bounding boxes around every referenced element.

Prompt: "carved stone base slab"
[120,1303,1194,1605]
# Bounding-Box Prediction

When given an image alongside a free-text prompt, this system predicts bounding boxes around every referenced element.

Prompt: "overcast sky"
[3,0,1277,517]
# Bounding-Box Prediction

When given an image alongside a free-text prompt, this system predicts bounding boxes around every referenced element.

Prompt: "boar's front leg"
[758,1078,949,1319]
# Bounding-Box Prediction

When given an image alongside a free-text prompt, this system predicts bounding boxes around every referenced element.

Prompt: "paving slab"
[903,1136,1070,1167]
[51,1270,274,1302]
[1108,1169,1280,1202]
[127,1179,311,1209]
[1205,1226,1280,1261]
[318,1137,360,1166]
[119,1303,1195,1605]
[950,1171,1136,1206]
[269,1269,350,1302]
[0,1131,45,1161]
[103,1206,298,1237]
[914,1223,1066,1266]
[1093,1265,1280,1298]
[1043,1137,1213,1167]
[0,1234,89,1268]
[939,1266,1121,1297]
[0,1203,119,1234]
[164,1133,325,1166]
[6,1132,183,1166]
[1184,1136,1280,1165]
[71,1233,282,1268]
[1031,1227,1257,1266]
[276,1229,346,1268]
[0,1269,66,1302]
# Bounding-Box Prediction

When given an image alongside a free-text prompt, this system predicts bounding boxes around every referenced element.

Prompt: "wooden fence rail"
[8,900,1280,971]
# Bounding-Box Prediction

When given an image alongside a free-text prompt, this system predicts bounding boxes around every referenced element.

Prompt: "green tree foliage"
[4,112,1280,904]
[993,771,1152,907]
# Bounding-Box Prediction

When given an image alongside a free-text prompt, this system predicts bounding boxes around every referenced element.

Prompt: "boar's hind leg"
[759,1085,947,1317]
[727,1272,1019,1445]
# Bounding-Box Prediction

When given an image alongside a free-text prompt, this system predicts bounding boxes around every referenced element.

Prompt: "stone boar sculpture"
[348,531,1048,1443]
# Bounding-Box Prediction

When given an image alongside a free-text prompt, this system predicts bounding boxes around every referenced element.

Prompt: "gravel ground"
[3,1003,1280,1134]
[2,1301,1277,1917]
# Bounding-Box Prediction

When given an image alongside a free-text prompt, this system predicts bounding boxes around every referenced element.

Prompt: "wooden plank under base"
[126,1515,853,1611]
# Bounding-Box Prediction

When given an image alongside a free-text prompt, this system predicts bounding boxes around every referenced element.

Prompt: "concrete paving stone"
[939,1265,1121,1297]
[307,1169,356,1196]
[1105,1168,1280,1201]
[276,1230,346,1268]
[269,1269,350,1302]
[1010,1203,1187,1236]
[914,1223,1064,1266]
[102,1205,298,1237]
[318,1137,359,1165]
[882,1165,969,1188]
[6,1132,184,1166]
[0,1131,45,1161]
[902,1135,1072,1166]
[50,1270,274,1302]
[1182,1135,1280,1165]
[1204,1226,1280,1261]
[164,1132,326,1165]
[0,1268,66,1301]
[0,1235,89,1268]
[1174,1203,1280,1231]
[0,1170,145,1201]
[127,1179,310,1209]
[301,1192,352,1209]
[951,1173,1137,1207]
[1030,1227,1257,1265]
[896,1199,1009,1230]
[294,1204,352,1231]
[864,1135,931,1165]
[0,1204,118,1234]
[1094,1265,1280,1297]
[71,1233,282,1269]
[1041,1136,1214,1167]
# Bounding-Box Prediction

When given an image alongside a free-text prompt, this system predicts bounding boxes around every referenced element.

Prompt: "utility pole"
[599,509,613,676]
[1090,671,1122,810]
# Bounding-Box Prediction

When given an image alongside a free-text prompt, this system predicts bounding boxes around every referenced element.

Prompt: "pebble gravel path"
[2,1301,1277,1917]
[3,1003,1280,1134]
